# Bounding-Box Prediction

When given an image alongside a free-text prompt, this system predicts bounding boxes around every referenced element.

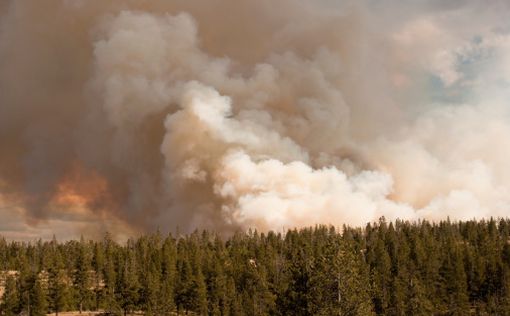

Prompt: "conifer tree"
[368,235,392,314]
[17,253,33,315]
[335,245,375,315]
[30,277,49,316]
[91,241,105,310]
[205,254,227,315]
[47,249,71,316]
[193,267,209,315]
[102,232,119,314]
[73,236,93,313]
[175,253,194,313]
[225,276,242,316]
[117,243,140,316]
[1,275,20,316]
[0,237,7,271]
[161,235,177,314]
[406,276,433,315]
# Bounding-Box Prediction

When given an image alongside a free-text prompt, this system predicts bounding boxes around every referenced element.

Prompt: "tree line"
[2,218,510,315]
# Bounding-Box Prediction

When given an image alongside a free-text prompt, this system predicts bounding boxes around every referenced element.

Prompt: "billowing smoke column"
[2,0,510,239]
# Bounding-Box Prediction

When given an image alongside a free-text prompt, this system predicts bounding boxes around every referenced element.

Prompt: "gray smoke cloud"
[1,0,510,239]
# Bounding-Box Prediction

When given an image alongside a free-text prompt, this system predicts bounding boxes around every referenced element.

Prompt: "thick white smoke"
[1,0,510,238]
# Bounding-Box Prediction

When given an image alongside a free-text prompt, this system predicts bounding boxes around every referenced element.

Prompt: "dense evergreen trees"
[1,275,19,316]
[2,218,510,314]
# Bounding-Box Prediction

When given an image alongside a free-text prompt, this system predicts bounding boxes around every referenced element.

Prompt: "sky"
[1,0,510,240]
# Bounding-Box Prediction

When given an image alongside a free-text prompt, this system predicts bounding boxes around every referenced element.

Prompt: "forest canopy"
[2,218,510,315]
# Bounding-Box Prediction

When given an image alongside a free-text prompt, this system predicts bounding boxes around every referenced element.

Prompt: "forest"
[2,218,510,315]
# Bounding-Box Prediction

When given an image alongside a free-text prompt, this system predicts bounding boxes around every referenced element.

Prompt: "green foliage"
[30,278,49,316]
[1,275,19,316]
[2,219,510,315]
[73,237,93,313]
[47,245,71,315]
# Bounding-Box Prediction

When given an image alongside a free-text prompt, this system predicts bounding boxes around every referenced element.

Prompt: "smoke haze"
[2,0,510,239]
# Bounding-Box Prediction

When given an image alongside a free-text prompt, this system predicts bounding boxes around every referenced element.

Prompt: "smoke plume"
[1,0,510,239]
